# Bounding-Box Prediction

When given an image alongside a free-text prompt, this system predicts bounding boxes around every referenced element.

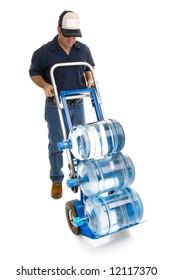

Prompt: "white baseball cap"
[58,11,82,37]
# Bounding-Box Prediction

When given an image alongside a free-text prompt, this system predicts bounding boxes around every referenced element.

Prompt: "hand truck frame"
[50,62,143,239]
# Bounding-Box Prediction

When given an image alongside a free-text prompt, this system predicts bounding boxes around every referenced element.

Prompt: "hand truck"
[50,62,143,239]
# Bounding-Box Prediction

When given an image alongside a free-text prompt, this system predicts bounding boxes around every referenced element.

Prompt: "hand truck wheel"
[65,199,81,235]
[71,186,78,193]
[108,190,116,195]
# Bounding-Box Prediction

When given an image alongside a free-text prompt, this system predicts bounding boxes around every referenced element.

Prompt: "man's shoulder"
[35,36,57,54]
[75,40,89,50]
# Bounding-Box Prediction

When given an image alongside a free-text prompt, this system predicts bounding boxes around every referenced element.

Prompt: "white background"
[0,0,173,279]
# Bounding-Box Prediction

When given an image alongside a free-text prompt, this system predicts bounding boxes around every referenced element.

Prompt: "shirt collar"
[50,35,81,51]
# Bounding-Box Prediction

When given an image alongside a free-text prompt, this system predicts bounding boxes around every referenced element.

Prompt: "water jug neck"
[57,140,72,151]
[67,178,82,188]
[73,215,89,227]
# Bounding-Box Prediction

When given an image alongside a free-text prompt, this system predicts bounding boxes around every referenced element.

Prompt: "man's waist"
[47,97,81,106]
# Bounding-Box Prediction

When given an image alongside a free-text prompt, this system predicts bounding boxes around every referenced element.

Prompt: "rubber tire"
[71,186,78,193]
[108,190,116,195]
[65,199,81,235]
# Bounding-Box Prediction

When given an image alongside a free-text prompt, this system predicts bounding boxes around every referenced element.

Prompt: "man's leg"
[45,99,64,197]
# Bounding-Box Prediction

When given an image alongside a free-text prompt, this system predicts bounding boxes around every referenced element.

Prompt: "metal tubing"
[50,62,105,175]
[50,62,104,111]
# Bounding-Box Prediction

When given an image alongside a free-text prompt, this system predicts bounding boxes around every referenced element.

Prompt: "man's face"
[58,27,77,48]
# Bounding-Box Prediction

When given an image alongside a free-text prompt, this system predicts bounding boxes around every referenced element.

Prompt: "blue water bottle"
[67,152,135,197]
[74,187,144,237]
[57,119,125,160]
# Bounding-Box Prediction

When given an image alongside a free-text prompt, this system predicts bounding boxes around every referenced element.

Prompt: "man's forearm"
[85,71,94,88]
[85,71,93,82]
[30,75,48,90]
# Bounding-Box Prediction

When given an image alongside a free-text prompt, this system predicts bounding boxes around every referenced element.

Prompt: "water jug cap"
[67,178,81,188]
[57,141,71,151]
[73,216,89,227]
[73,217,83,227]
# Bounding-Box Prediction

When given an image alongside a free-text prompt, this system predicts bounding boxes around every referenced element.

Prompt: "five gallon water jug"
[67,152,135,197]
[74,187,143,237]
[57,119,125,160]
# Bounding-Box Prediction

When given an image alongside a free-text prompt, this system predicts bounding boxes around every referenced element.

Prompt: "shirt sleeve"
[29,49,44,77]
[85,46,95,71]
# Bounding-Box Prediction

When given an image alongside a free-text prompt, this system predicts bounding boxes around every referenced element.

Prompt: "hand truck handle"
[50,62,102,108]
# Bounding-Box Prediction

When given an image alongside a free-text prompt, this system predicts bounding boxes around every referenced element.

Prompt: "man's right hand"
[43,84,55,97]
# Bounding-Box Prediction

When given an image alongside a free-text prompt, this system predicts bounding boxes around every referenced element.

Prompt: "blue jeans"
[44,98,85,183]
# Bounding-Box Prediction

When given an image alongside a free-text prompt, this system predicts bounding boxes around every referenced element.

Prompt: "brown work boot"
[51,182,62,198]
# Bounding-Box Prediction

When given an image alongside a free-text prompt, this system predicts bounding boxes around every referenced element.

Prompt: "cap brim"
[61,28,82,37]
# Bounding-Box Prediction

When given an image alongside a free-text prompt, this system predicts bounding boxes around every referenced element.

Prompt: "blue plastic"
[55,86,144,239]
[60,88,104,131]
[57,141,72,151]
[74,200,96,239]
[73,187,143,238]
[67,152,135,197]
[73,216,89,227]
[58,119,125,160]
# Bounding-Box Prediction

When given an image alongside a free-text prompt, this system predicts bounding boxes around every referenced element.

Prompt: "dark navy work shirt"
[29,35,95,91]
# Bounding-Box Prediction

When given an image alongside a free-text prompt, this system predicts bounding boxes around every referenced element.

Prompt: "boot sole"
[51,194,62,199]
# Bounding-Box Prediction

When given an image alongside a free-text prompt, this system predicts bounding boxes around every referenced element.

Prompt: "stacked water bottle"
[58,119,144,238]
